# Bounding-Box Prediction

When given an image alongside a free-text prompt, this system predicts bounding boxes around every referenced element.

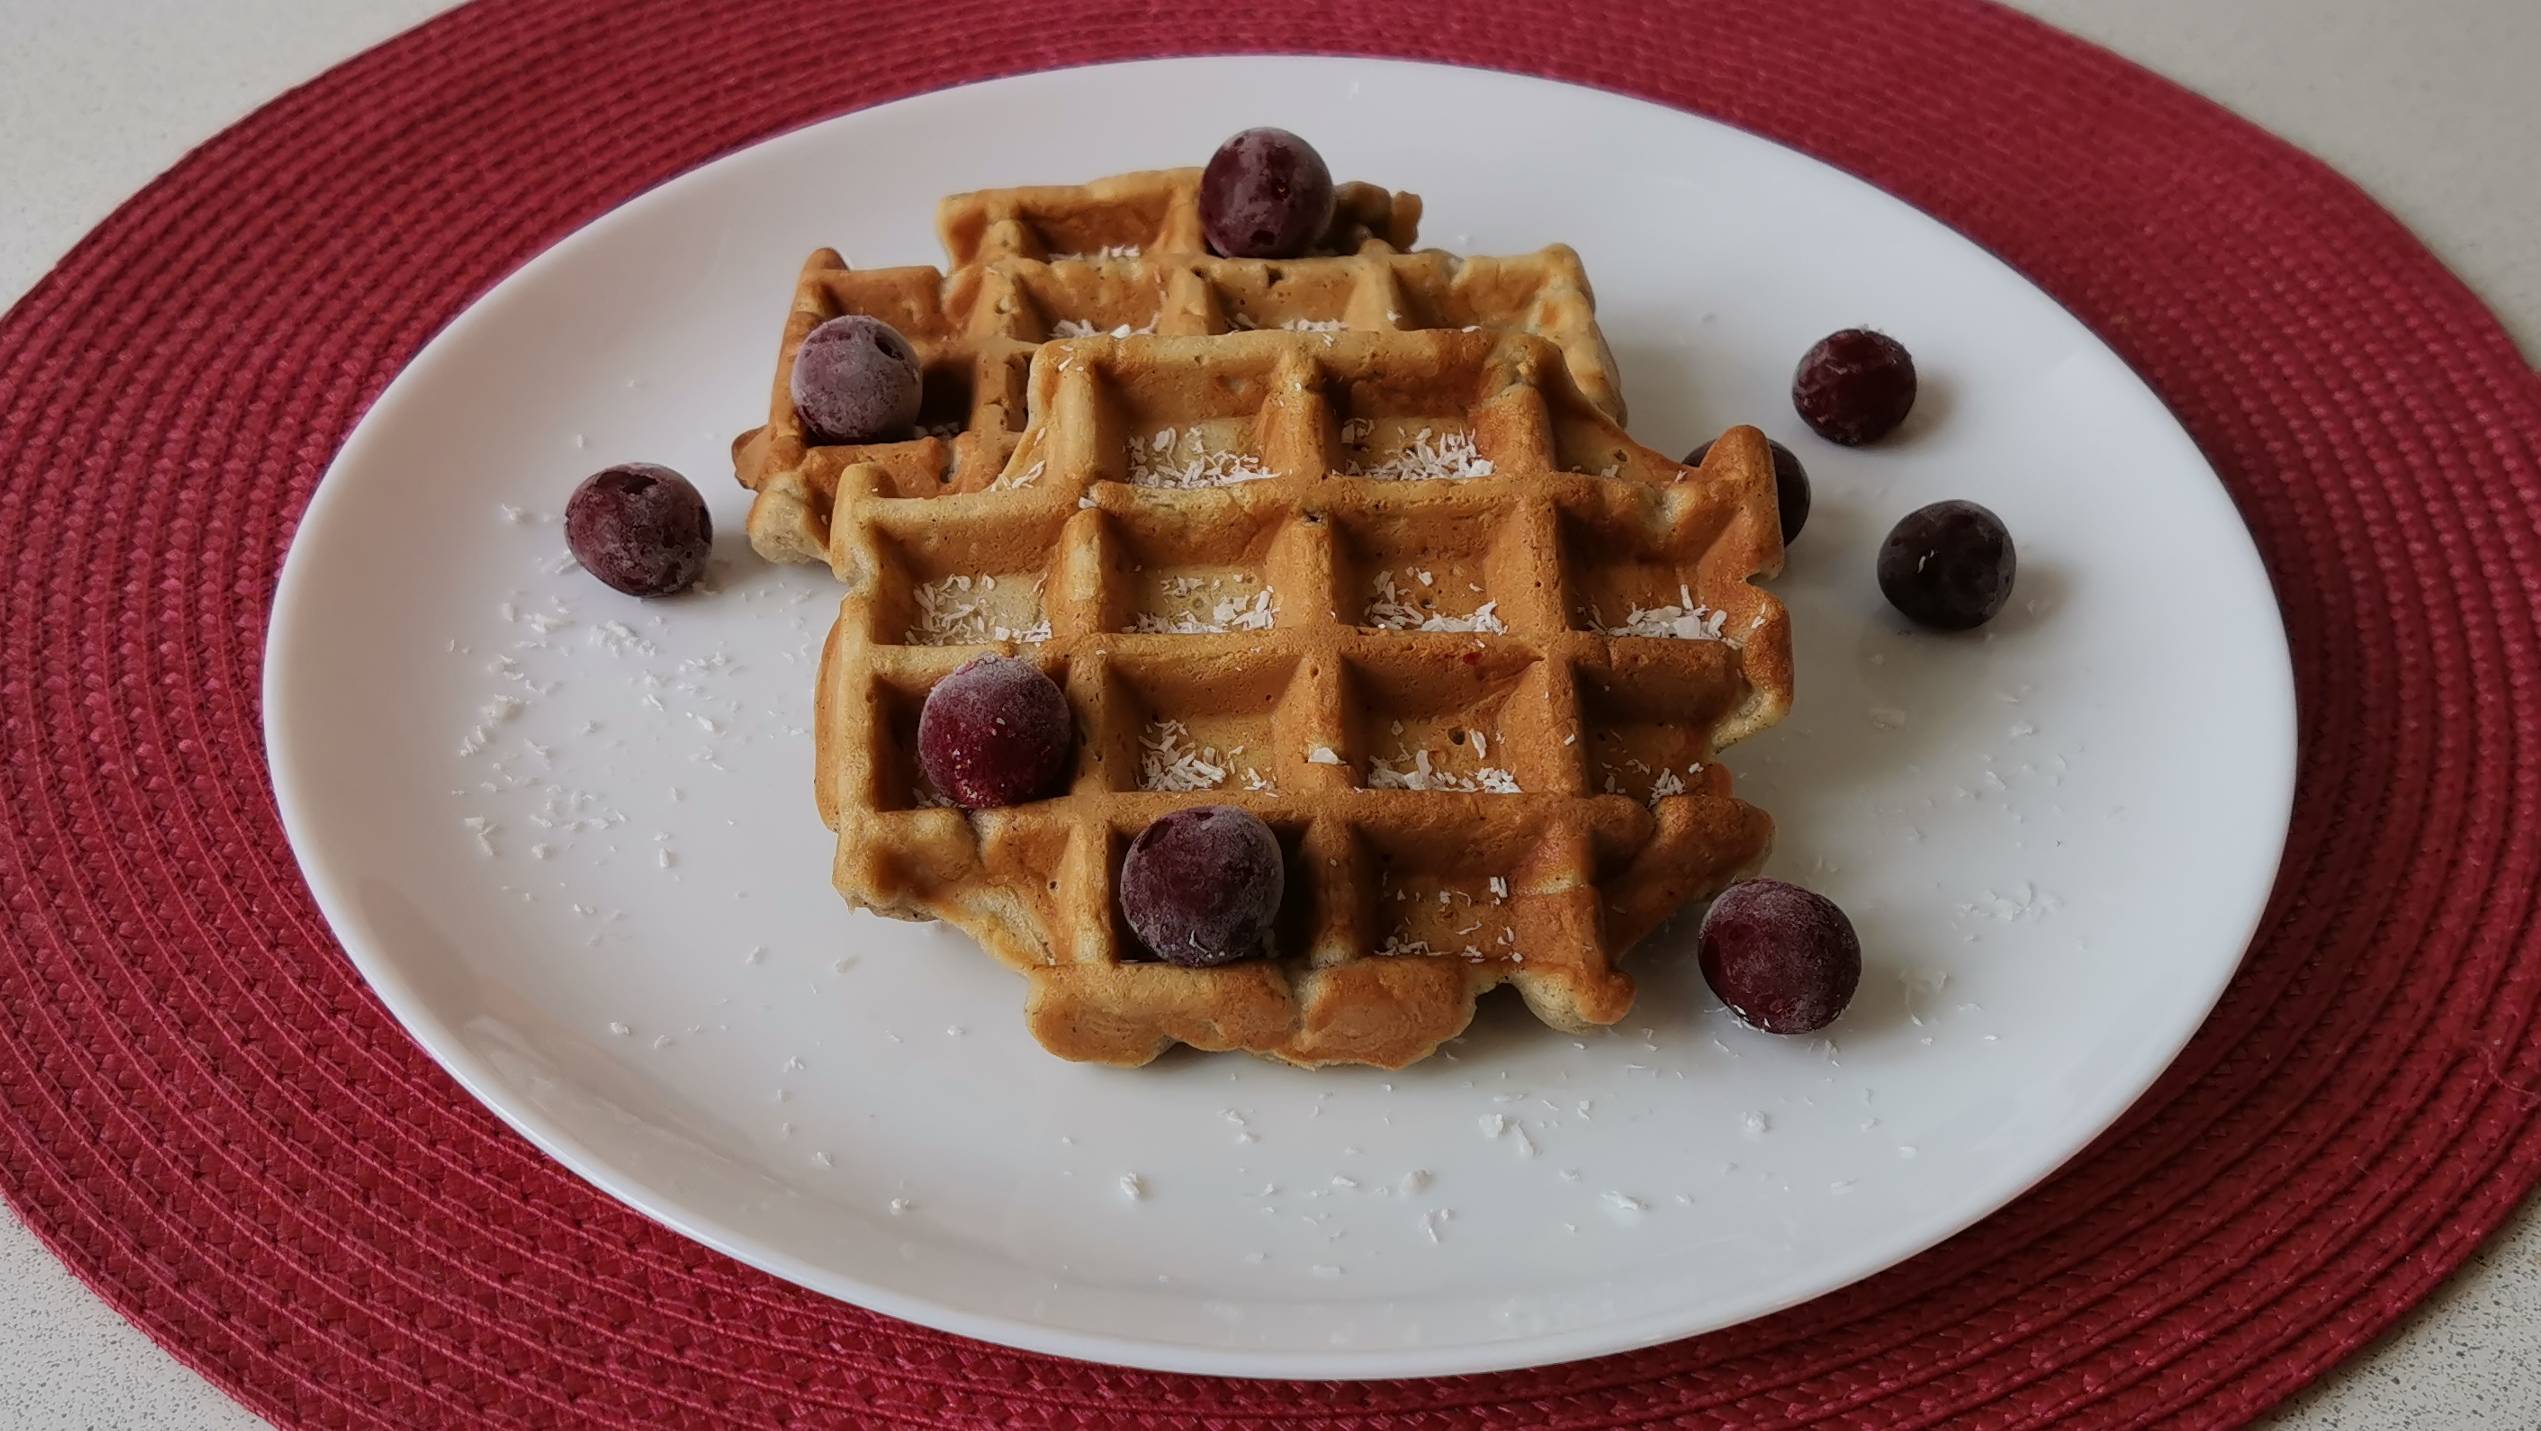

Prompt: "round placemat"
[4,0,2538,1425]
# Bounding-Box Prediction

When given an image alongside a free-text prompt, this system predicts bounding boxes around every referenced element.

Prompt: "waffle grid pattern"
[734,171,1621,565]
[817,328,1787,1066]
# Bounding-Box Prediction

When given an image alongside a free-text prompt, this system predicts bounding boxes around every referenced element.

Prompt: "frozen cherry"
[791,315,923,444]
[916,656,1073,808]
[1878,500,2016,630]
[1686,435,1812,544]
[1200,128,1337,260]
[1792,329,1916,445]
[1698,879,1861,1035]
[1118,806,1285,967]
[564,463,712,597]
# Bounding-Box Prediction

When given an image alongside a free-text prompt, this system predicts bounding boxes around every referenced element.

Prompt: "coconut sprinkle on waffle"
[1139,720,1227,792]
[1228,313,1349,332]
[1346,425,1495,481]
[909,574,1050,645]
[1598,585,1730,642]
[1052,318,1156,339]
[1129,583,1276,634]
[1369,748,1522,794]
[1365,571,1505,633]
[1127,427,1276,488]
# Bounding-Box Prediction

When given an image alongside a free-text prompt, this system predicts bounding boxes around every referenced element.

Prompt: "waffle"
[813,327,1791,1069]
[732,169,1627,565]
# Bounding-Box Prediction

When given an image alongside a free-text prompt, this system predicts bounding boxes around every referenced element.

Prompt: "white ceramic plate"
[264,57,2295,1379]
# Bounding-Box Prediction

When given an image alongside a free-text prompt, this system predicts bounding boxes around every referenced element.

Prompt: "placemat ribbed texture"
[2,0,2537,1425]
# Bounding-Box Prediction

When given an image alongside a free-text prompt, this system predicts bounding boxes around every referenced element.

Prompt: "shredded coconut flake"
[586,619,656,660]
[1598,585,1729,642]
[1306,745,1345,766]
[1368,747,1521,794]
[1130,585,1275,635]
[1139,720,1230,792]
[1051,317,1155,338]
[1363,570,1505,632]
[910,573,1050,644]
[1346,425,1495,481]
[1127,426,1275,488]
[991,459,1046,491]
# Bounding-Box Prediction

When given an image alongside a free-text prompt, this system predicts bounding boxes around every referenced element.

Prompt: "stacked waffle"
[733,168,1621,563]
[740,169,1791,1067]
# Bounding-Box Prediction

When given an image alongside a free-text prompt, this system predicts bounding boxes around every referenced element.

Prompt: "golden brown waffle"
[732,169,1627,565]
[813,328,1790,1069]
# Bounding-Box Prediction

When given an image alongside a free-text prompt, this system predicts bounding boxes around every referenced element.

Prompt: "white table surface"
[3,2,2535,1425]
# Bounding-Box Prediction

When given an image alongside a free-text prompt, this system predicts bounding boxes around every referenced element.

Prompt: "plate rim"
[262,53,2299,1379]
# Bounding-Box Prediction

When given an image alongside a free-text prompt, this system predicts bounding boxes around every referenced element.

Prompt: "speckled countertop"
[3,2,2536,1425]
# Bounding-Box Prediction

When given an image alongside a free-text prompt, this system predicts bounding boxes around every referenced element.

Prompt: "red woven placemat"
[4,0,2538,1425]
